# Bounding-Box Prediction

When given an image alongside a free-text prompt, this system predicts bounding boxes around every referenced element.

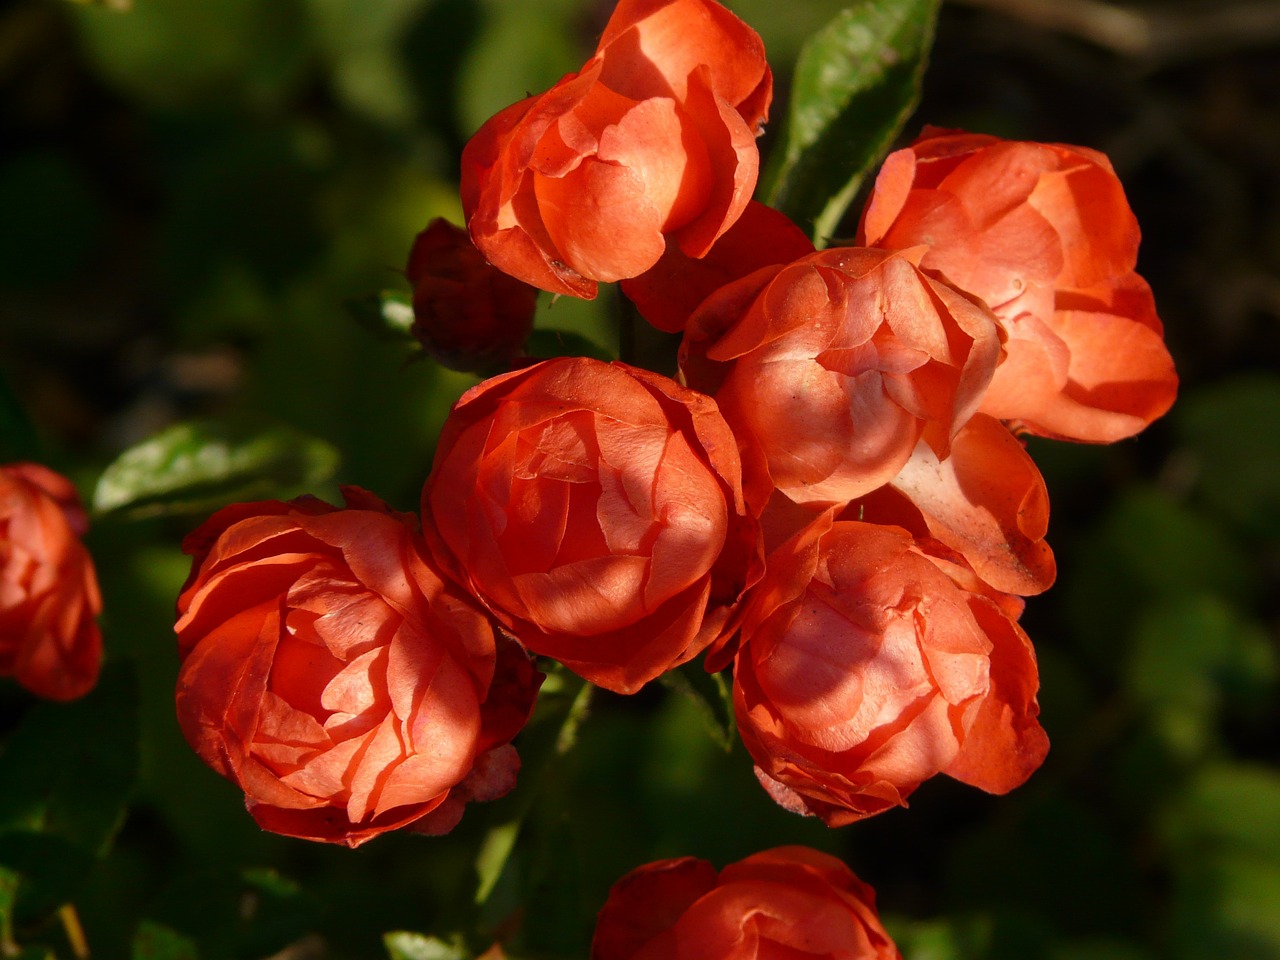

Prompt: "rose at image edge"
[733,515,1048,826]
[174,487,541,847]
[0,461,103,701]
[460,0,771,298]
[590,846,902,959]
[421,355,763,695]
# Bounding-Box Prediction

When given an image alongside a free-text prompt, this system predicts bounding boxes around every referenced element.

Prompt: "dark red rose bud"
[406,218,539,374]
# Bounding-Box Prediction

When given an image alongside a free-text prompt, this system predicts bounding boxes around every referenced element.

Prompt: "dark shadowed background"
[1,0,1277,957]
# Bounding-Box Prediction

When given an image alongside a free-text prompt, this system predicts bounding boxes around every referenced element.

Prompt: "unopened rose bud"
[405,218,538,375]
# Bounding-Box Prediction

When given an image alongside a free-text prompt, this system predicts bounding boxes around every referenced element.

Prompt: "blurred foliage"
[1,0,1277,958]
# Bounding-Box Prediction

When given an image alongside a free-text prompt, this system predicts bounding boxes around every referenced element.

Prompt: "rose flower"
[734,515,1049,825]
[620,200,814,334]
[591,846,901,960]
[0,462,102,701]
[462,0,771,298]
[405,217,539,374]
[174,488,541,847]
[858,128,1177,442]
[422,356,762,695]
[680,246,1002,509]
[852,412,1056,598]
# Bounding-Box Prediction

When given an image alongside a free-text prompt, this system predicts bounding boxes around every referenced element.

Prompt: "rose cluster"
[171,0,1177,948]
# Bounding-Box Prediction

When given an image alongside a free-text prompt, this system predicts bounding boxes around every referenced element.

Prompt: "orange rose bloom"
[174,488,541,847]
[405,218,538,374]
[422,357,762,695]
[858,128,1177,442]
[591,846,901,960]
[0,462,102,701]
[461,0,771,298]
[620,200,814,334]
[734,516,1048,825]
[852,413,1056,597]
[681,246,1002,509]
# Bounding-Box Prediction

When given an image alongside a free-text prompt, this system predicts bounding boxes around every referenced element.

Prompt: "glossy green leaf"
[763,0,941,243]
[133,921,200,960]
[92,417,340,519]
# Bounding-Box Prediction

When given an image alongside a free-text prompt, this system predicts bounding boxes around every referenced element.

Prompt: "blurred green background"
[1,0,1278,957]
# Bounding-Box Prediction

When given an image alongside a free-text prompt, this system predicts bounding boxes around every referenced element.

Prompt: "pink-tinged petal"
[886,415,1056,596]
[944,595,1050,792]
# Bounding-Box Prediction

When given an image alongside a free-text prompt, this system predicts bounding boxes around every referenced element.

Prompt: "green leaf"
[659,662,735,751]
[92,417,340,519]
[763,0,941,244]
[383,931,470,960]
[133,921,201,960]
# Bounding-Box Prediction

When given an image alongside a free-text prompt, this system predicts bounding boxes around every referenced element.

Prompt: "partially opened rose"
[858,128,1177,442]
[591,846,901,959]
[422,356,762,694]
[681,246,1002,509]
[174,488,541,847]
[734,515,1048,825]
[462,0,771,298]
[0,462,102,701]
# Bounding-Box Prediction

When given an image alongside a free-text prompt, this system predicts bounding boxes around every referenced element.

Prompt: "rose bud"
[680,246,1002,510]
[405,218,539,374]
[858,127,1177,442]
[0,463,103,701]
[174,488,542,847]
[734,515,1049,826]
[852,413,1056,597]
[591,846,901,960]
[461,0,772,298]
[422,356,762,695]
[620,200,815,334]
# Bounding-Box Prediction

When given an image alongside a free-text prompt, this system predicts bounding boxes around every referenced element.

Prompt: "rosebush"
[174,488,541,847]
